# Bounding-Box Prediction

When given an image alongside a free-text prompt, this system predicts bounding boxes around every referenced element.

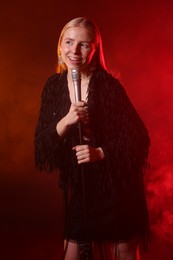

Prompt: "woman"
[34,17,150,260]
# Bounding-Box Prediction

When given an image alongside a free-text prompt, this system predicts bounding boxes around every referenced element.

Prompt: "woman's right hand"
[65,101,88,126]
[56,101,88,137]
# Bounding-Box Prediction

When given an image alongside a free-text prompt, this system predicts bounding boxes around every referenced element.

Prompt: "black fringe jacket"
[34,68,150,247]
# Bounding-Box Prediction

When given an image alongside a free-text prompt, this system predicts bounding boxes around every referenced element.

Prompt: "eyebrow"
[63,37,92,43]
[64,37,74,41]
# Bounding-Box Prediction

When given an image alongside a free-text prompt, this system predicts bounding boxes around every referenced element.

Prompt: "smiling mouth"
[68,57,82,61]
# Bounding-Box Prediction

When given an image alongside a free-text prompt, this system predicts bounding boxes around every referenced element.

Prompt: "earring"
[58,52,63,64]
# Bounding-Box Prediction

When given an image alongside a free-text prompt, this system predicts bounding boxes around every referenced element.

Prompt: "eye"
[65,40,73,45]
[81,43,90,49]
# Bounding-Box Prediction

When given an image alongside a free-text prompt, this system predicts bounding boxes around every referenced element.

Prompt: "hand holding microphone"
[56,69,87,137]
[67,101,88,125]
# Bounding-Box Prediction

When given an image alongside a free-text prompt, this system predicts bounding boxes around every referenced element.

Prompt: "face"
[60,26,96,71]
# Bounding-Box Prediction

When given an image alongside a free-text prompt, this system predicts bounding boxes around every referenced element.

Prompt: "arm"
[34,75,64,172]
[34,75,89,171]
[98,78,150,178]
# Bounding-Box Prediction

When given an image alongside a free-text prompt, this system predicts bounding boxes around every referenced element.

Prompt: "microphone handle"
[73,80,81,102]
[72,71,82,144]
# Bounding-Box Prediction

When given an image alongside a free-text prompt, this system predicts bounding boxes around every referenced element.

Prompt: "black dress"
[34,68,150,249]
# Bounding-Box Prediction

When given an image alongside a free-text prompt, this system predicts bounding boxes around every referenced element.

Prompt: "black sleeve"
[100,78,150,180]
[34,74,63,172]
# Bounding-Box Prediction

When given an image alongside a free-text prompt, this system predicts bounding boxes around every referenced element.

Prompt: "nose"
[71,43,80,54]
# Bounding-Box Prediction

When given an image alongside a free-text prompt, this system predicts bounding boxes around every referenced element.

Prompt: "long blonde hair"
[56,17,107,73]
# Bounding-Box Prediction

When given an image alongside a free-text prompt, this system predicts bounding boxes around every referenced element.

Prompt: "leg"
[92,241,115,260]
[63,240,78,260]
[115,239,140,260]
[63,240,92,260]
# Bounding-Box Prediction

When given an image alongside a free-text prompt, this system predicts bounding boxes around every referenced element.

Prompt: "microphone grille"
[72,69,80,81]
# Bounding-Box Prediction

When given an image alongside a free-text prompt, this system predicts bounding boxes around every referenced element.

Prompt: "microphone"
[71,69,81,102]
[72,69,87,240]
[71,69,83,145]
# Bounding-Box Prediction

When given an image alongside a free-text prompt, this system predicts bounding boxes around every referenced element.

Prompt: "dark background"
[1,0,173,259]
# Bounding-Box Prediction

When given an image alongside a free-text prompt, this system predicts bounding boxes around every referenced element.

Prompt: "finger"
[72,145,86,154]
[77,154,86,160]
[78,158,89,164]
[77,156,90,164]
[72,145,88,152]
[73,101,86,107]
[72,145,80,151]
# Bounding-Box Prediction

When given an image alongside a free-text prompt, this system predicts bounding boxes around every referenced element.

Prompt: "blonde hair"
[56,17,107,73]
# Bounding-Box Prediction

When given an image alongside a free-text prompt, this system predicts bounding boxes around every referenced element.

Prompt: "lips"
[68,56,82,61]
[68,57,82,66]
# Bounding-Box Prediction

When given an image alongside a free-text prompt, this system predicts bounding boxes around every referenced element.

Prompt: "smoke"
[147,163,173,243]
